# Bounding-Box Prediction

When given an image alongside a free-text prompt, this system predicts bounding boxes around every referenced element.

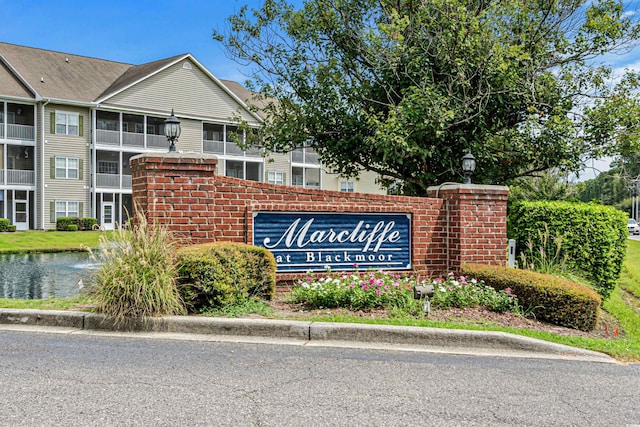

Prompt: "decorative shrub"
[67,224,78,232]
[509,200,627,300]
[90,212,185,320]
[176,242,276,311]
[80,217,98,230]
[0,218,16,232]
[56,216,98,231]
[461,263,601,331]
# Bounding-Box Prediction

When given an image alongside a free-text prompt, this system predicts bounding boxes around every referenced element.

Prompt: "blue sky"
[0,0,305,83]
[1,0,638,179]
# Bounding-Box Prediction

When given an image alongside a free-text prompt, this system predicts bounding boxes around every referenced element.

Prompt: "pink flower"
[363,285,369,290]
[384,285,390,290]
[376,289,381,295]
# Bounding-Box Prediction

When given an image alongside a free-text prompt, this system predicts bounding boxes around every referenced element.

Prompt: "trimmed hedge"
[56,217,98,231]
[508,200,627,300]
[176,242,276,311]
[0,218,16,232]
[461,263,601,331]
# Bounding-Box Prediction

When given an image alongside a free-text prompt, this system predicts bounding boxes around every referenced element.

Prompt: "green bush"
[56,217,74,231]
[0,218,16,232]
[461,263,601,331]
[90,212,185,320]
[56,216,98,231]
[80,217,98,230]
[509,200,627,300]
[176,242,276,312]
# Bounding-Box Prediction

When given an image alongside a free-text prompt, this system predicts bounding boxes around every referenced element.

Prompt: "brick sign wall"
[131,153,508,283]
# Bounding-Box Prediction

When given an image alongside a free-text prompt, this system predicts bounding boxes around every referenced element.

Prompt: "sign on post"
[253,212,411,272]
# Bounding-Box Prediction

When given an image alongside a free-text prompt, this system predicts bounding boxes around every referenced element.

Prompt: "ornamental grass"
[89,212,185,321]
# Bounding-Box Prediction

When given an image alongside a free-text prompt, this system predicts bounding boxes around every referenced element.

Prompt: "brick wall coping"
[427,183,510,196]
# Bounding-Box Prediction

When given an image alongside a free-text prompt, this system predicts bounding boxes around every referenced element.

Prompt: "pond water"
[0,252,98,299]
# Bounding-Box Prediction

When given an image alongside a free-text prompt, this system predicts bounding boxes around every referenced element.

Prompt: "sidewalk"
[0,308,615,363]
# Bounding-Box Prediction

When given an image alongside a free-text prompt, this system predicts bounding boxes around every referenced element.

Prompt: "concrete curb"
[0,309,614,362]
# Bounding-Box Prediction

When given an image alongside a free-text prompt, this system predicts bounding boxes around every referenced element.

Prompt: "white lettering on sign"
[262,218,401,252]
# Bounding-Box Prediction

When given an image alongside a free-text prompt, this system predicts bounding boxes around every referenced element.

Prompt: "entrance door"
[14,197,28,231]
[101,202,115,231]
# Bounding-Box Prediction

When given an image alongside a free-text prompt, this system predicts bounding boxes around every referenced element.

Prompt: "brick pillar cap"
[130,152,219,163]
[427,183,509,197]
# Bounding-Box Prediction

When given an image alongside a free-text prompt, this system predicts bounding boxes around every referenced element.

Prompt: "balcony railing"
[6,169,35,185]
[246,146,263,157]
[147,134,168,149]
[96,173,132,189]
[122,175,132,188]
[123,132,144,148]
[0,125,4,139]
[96,129,120,145]
[7,124,34,141]
[203,139,224,154]
[225,141,244,156]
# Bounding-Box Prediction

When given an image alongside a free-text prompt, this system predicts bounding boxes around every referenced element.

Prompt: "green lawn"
[0,230,108,253]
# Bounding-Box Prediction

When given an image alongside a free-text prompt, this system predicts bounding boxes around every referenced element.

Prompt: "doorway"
[101,202,115,230]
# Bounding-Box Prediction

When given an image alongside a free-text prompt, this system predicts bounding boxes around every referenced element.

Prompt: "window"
[55,157,79,179]
[340,180,355,192]
[55,201,79,219]
[98,161,118,175]
[291,146,322,188]
[292,166,320,188]
[268,171,285,185]
[55,111,79,135]
[225,160,263,182]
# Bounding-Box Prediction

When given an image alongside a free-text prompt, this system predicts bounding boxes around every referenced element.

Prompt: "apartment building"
[0,42,384,230]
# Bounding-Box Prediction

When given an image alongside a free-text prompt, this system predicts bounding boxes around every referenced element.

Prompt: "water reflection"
[0,252,98,299]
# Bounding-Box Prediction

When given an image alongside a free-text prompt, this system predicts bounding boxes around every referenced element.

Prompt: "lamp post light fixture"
[462,151,476,184]
[164,109,181,152]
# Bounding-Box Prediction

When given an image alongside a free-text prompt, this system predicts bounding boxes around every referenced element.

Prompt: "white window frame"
[98,160,118,175]
[55,111,79,136]
[340,180,355,192]
[225,159,264,182]
[291,146,322,188]
[55,156,79,179]
[55,201,79,219]
[267,170,285,185]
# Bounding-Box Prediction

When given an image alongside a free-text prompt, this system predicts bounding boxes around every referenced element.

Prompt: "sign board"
[253,212,411,272]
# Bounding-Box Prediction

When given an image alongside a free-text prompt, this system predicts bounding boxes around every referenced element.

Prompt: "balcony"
[123,132,144,148]
[96,173,132,189]
[203,139,224,154]
[7,124,35,141]
[147,134,168,149]
[0,169,35,185]
[96,129,119,146]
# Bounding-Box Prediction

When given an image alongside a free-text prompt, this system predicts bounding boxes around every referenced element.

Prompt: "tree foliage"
[214,0,640,195]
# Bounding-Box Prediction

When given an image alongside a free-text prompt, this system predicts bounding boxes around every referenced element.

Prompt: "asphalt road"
[1,330,638,426]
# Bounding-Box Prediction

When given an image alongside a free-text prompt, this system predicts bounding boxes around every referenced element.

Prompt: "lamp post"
[164,109,181,152]
[462,151,476,184]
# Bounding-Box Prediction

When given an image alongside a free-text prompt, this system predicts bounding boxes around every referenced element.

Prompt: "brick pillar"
[130,153,218,241]
[427,184,509,272]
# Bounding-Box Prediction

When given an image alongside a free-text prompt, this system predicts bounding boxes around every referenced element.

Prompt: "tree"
[509,169,580,202]
[215,0,640,195]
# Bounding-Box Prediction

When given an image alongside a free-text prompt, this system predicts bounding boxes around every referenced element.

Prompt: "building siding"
[43,104,91,228]
[103,60,259,124]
